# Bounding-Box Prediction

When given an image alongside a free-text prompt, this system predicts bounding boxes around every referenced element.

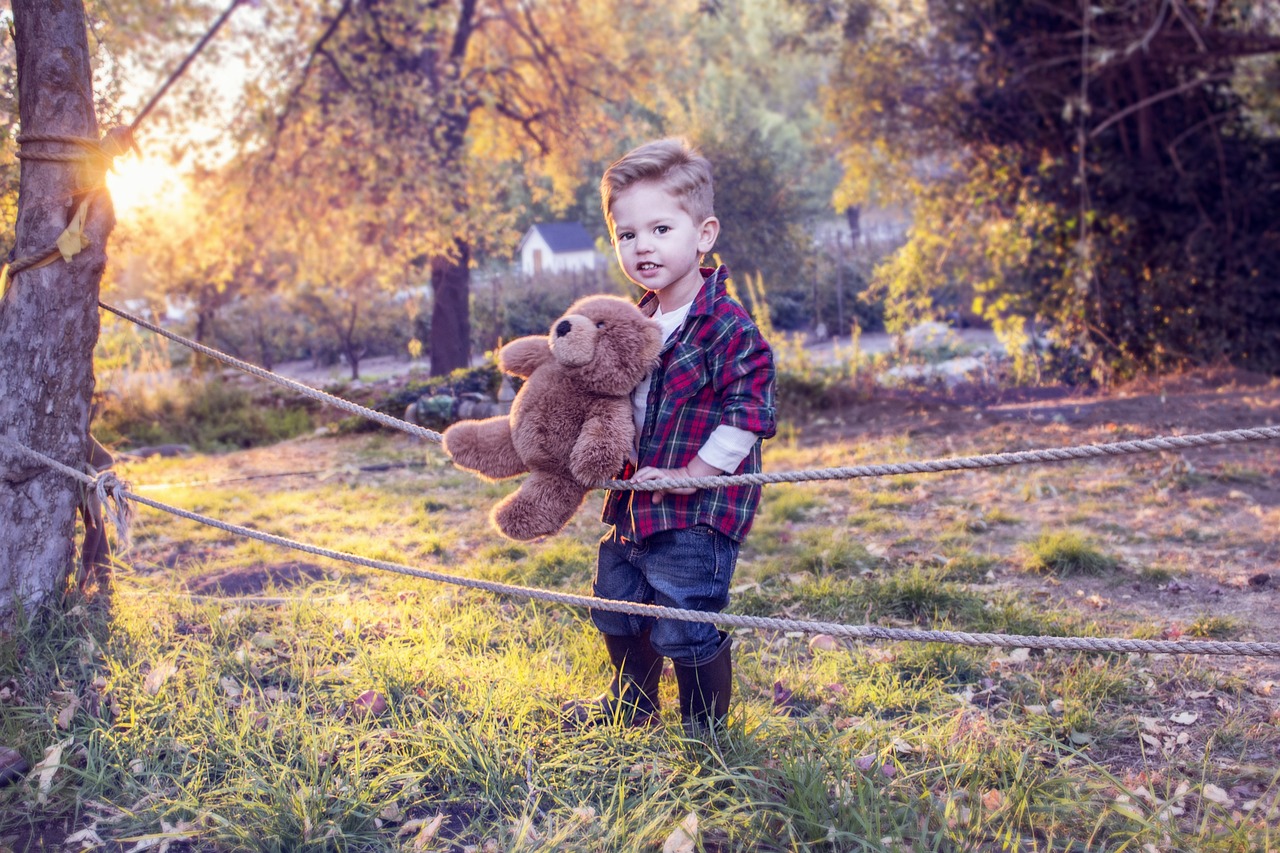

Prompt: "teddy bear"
[442,294,663,540]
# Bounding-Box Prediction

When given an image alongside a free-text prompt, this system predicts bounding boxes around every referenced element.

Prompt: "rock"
[0,747,28,787]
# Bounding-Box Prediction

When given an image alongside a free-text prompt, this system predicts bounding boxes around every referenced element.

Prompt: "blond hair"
[600,138,715,229]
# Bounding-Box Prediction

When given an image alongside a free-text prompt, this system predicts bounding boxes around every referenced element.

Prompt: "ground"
[158,364,1280,690]
[809,367,1280,685]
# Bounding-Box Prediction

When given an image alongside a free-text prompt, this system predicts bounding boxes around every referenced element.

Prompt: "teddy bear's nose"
[555,320,572,337]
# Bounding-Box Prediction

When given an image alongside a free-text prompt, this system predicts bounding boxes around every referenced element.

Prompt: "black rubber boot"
[672,631,732,737]
[561,629,663,728]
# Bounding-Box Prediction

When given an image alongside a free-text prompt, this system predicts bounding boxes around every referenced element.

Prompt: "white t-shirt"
[630,303,758,472]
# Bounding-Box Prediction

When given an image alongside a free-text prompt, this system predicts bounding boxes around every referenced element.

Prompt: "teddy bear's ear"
[499,336,553,378]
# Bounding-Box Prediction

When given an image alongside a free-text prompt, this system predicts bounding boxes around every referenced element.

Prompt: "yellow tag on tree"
[56,200,90,261]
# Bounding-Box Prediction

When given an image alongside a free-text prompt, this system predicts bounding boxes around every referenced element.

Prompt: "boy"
[562,138,776,736]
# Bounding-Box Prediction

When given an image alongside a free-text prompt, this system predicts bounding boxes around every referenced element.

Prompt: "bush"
[94,378,314,452]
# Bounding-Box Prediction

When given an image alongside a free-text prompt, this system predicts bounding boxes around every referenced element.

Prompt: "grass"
[1023,531,1123,577]
[2,427,1278,852]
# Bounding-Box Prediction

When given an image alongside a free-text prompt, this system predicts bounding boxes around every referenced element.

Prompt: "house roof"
[520,221,596,254]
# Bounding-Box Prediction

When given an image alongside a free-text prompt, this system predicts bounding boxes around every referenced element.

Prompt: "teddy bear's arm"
[569,401,635,485]
[499,336,552,379]
[442,416,528,480]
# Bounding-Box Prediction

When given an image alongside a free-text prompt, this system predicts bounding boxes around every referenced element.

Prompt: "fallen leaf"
[1169,711,1198,725]
[33,737,71,805]
[662,812,698,853]
[353,690,387,717]
[65,826,105,847]
[809,634,839,653]
[1201,783,1233,807]
[400,813,445,851]
[143,660,177,697]
[981,789,1004,810]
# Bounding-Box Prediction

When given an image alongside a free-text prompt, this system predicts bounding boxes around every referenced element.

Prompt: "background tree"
[229,0,693,376]
[826,0,1280,380]
[0,0,115,624]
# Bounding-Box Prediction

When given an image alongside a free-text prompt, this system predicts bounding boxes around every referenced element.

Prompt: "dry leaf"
[400,813,445,850]
[1169,711,1198,725]
[981,789,1004,810]
[1201,783,1233,806]
[143,660,177,697]
[34,737,71,805]
[56,200,90,261]
[809,634,839,653]
[662,812,698,853]
[65,826,105,847]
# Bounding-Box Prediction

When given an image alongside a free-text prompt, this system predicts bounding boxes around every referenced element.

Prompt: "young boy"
[562,138,776,736]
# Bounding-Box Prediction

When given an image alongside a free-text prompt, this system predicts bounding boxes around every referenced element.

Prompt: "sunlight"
[106,154,190,220]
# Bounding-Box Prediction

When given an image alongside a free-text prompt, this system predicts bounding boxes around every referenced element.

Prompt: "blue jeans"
[590,525,740,661]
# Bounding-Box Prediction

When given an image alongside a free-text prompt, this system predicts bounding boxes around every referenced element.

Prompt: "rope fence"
[4,434,1279,658]
[97,300,1280,494]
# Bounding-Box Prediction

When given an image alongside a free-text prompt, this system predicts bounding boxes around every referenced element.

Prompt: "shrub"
[95,378,314,452]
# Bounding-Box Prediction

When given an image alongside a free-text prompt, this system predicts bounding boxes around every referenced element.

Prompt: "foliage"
[94,376,314,451]
[825,0,1280,379]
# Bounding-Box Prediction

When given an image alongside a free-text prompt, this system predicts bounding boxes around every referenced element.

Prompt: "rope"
[5,434,1280,657]
[604,427,1280,491]
[99,301,444,442]
[0,436,134,547]
[100,300,1280,494]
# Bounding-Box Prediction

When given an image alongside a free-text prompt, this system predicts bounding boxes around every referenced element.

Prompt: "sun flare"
[106,154,190,220]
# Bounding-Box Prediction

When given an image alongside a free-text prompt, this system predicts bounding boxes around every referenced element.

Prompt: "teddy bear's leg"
[492,472,589,540]
[442,417,527,480]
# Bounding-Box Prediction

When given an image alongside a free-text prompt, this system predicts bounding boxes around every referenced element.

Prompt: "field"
[2,368,1279,851]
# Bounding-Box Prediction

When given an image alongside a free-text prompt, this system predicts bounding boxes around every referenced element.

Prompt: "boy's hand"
[630,457,723,504]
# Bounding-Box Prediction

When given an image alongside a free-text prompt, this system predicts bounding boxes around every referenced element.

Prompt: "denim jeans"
[590,525,740,661]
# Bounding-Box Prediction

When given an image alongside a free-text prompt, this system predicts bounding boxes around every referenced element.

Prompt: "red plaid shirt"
[602,266,777,542]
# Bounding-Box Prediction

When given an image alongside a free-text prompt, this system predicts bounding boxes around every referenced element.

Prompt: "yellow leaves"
[57,200,91,261]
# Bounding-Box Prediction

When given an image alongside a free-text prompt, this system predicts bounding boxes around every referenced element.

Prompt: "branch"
[1088,71,1230,139]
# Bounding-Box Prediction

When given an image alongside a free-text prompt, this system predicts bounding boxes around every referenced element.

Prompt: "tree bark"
[0,0,113,626]
[429,238,471,376]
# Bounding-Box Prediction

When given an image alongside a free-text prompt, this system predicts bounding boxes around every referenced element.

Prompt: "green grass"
[2,432,1277,851]
[1023,531,1123,577]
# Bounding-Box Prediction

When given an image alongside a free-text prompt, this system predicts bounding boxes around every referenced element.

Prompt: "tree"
[826,0,1280,379]
[232,0,693,376]
[0,0,114,624]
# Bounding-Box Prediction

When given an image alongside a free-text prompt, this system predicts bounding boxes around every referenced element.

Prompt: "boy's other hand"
[631,457,722,504]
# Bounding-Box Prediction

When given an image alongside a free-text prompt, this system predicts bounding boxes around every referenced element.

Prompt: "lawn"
[1,368,1278,851]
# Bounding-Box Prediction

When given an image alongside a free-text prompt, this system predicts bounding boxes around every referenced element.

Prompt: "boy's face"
[609,180,719,311]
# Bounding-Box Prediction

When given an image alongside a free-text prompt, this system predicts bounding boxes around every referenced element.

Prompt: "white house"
[517,221,598,275]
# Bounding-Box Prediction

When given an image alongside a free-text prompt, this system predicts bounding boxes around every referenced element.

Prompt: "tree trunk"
[429,237,471,377]
[0,0,113,626]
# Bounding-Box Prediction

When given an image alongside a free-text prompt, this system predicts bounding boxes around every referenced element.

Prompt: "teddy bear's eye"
[596,321,606,329]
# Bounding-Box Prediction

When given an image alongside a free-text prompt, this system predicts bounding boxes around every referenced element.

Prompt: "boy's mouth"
[637,262,659,271]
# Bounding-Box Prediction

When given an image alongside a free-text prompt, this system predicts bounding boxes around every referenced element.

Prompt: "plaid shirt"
[602,266,776,542]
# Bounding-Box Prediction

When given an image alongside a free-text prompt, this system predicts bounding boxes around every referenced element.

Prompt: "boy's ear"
[697,216,720,253]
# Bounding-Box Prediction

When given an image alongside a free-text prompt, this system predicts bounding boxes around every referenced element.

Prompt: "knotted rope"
[5,434,1279,657]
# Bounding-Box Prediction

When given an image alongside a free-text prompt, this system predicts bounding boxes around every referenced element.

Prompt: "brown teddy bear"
[443,295,663,540]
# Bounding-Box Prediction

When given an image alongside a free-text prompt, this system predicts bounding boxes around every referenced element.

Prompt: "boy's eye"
[617,231,634,241]
[655,225,670,234]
